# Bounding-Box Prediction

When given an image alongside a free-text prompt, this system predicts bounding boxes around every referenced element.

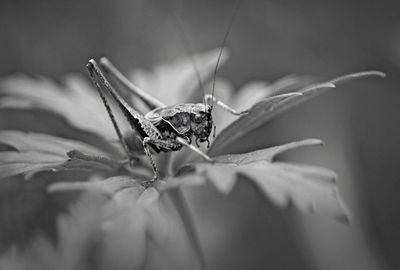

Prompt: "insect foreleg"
[99,57,165,110]
[204,94,249,116]
[175,137,213,162]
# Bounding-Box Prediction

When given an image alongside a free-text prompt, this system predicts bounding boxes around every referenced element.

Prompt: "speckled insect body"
[146,103,214,148]
[86,58,241,187]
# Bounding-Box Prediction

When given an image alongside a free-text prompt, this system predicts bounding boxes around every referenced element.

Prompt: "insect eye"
[194,114,203,123]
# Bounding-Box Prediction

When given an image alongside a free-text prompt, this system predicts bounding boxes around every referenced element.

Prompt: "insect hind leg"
[86,60,138,163]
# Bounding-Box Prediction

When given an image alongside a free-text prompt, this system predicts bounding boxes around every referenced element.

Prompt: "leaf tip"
[350,70,386,80]
[333,205,352,224]
[367,70,386,78]
[47,181,112,197]
[47,182,85,193]
[337,213,351,225]
[284,92,304,97]
[330,70,387,86]
[378,71,386,78]
[323,82,337,88]
[306,138,325,146]
[336,196,352,225]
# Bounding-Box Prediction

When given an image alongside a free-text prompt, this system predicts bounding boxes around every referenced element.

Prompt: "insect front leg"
[175,137,213,162]
[204,94,249,116]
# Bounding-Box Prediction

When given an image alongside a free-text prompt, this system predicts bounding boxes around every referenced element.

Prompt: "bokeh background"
[1,0,400,269]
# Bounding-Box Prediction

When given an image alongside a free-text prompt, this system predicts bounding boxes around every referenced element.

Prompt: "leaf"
[209,91,305,155]
[212,75,322,133]
[48,175,140,197]
[0,130,116,179]
[0,74,115,139]
[0,176,49,254]
[212,79,270,132]
[1,178,170,270]
[97,182,169,270]
[129,48,229,110]
[166,188,207,270]
[209,71,385,156]
[49,176,170,252]
[165,139,350,223]
[268,74,321,96]
[0,190,109,270]
[216,138,324,164]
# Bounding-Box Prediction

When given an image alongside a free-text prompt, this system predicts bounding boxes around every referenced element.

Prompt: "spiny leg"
[140,136,213,188]
[140,136,184,187]
[176,137,213,162]
[204,94,248,116]
[88,59,174,188]
[86,60,136,162]
[141,137,160,188]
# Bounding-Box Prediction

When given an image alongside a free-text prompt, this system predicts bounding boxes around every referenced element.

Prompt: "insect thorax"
[147,103,213,146]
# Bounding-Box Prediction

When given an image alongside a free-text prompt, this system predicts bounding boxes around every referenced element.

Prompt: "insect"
[86,54,247,187]
[85,3,248,187]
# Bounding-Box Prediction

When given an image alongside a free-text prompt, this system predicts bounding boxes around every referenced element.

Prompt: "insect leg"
[176,137,213,162]
[86,60,135,161]
[88,60,170,186]
[141,137,159,187]
[204,94,248,116]
[99,57,165,110]
[140,136,187,187]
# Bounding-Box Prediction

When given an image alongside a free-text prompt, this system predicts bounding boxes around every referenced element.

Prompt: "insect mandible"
[86,3,247,187]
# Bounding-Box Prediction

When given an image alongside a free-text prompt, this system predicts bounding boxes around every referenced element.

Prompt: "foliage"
[0,49,384,269]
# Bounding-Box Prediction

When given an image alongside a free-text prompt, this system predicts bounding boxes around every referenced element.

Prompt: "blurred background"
[1,0,400,269]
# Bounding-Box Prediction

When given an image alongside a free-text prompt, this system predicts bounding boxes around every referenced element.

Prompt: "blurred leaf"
[209,71,385,156]
[129,48,229,111]
[0,191,108,270]
[50,177,208,270]
[0,176,49,253]
[48,176,139,197]
[209,91,306,156]
[97,183,169,270]
[212,75,320,132]
[268,74,321,96]
[0,130,115,179]
[167,188,207,270]
[1,179,170,270]
[212,79,269,132]
[51,177,171,249]
[167,139,350,223]
[215,138,324,164]
[0,74,115,139]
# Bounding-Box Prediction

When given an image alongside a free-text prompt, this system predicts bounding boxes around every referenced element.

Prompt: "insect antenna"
[171,12,207,106]
[211,0,241,110]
